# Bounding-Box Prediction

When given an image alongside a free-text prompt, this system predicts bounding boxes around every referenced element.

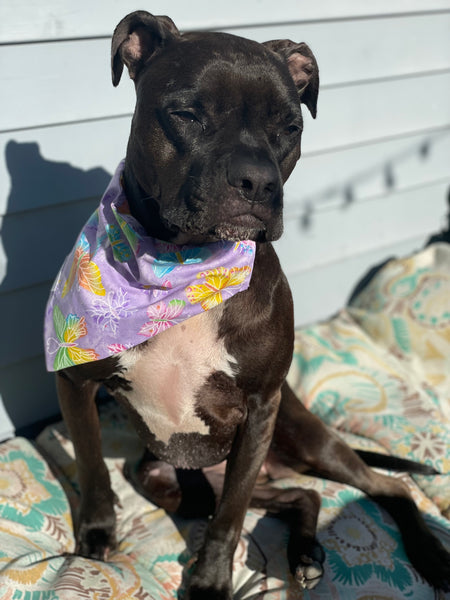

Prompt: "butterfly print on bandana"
[186,266,252,311]
[47,305,99,370]
[111,203,141,254]
[152,246,212,279]
[62,232,106,298]
[233,241,256,255]
[106,224,134,263]
[88,289,136,334]
[108,343,133,354]
[139,299,186,337]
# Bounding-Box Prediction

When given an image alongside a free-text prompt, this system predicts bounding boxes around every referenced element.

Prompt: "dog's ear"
[112,11,180,86]
[264,40,319,118]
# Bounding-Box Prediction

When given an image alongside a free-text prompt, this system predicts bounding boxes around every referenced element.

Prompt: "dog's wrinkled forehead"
[140,33,300,116]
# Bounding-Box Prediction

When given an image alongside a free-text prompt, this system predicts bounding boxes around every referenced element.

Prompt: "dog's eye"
[171,111,201,125]
[284,124,300,136]
[276,124,301,142]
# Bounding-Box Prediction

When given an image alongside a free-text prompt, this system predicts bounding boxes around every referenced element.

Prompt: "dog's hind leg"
[126,448,217,518]
[270,381,450,589]
[250,482,324,590]
[56,372,117,560]
[129,449,325,590]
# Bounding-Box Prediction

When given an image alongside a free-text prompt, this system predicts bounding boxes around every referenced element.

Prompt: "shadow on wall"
[0,140,111,432]
[295,130,450,231]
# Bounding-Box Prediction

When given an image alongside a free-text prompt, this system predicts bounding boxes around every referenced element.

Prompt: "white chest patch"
[117,304,236,445]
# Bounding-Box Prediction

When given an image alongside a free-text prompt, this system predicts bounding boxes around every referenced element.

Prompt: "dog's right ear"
[112,11,180,86]
[264,39,319,118]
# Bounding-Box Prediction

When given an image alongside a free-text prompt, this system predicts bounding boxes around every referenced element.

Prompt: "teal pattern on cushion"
[0,448,67,528]
[323,499,414,593]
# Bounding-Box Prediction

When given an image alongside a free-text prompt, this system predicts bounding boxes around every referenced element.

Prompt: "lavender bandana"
[44,161,256,372]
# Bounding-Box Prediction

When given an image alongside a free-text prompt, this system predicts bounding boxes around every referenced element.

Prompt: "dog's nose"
[227,150,280,203]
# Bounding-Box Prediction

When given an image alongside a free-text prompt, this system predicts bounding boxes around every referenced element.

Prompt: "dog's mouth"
[158,194,282,244]
[211,214,267,242]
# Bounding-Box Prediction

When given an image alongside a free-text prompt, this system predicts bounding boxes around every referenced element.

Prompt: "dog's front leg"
[56,372,117,559]
[186,389,281,600]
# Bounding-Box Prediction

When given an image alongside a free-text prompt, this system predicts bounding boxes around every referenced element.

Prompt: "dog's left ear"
[111,10,180,86]
[264,40,319,118]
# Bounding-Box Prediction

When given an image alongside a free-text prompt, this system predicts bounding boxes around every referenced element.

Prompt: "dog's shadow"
[0,140,111,433]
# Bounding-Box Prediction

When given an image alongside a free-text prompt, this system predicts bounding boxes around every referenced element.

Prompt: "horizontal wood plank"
[2,0,450,43]
[288,235,430,326]
[283,128,450,210]
[276,180,449,275]
[232,13,450,87]
[2,123,448,217]
[302,71,450,154]
[0,282,52,369]
[2,69,449,170]
[1,38,135,133]
[3,13,450,133]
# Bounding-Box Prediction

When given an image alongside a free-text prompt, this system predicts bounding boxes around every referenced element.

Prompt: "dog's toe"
[295,555,323,590]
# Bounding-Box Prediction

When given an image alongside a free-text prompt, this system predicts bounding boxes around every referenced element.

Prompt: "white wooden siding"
[2,0,450,42]
[1,1,449,432]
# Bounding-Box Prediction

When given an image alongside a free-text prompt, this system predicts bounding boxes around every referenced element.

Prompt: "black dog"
[50,11,450,598]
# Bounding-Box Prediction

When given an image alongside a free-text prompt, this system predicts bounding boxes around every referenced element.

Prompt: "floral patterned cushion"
[0,242,449,599]
[288,242,450,517]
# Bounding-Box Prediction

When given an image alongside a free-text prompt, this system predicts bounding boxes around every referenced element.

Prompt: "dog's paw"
[292,542,325,590]
[76,521,117,561]
[184,560,232,600]
[294,554,323,590]
[75,517,117,561]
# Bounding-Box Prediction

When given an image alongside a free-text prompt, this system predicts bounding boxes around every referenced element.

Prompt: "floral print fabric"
[43,161,255,371]
[288,242,450,517]
[2,243,449,598]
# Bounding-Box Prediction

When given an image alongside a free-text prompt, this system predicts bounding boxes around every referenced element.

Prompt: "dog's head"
[112,11,318,244]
